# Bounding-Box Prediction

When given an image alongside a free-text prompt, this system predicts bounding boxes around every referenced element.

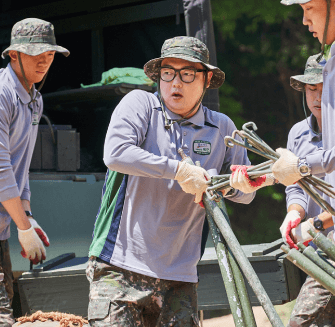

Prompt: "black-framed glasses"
[159,66,207,83]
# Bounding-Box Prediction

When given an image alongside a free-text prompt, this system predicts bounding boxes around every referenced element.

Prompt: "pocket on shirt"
[88,298,111,321]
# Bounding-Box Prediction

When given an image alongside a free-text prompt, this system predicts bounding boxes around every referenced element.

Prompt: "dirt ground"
[203,300,296,327]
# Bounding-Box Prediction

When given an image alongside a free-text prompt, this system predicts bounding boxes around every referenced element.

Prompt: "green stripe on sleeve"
[89,170,124,257]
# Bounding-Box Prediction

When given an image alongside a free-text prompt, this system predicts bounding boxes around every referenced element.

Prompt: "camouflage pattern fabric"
[281,0,311,5]
[86,257,200,327]
[0,240,15,327]
[143,36,225,89]
[287,230,335,327]
[1,18,70,59]
[290,54,323,92]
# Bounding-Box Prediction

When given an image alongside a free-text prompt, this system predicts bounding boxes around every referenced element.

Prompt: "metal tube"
[298,180,335,215]
[215,198,257,327]
[180,149,247,326]
[206,169,272,193]
[246,160,273,171]
[225,122,335,215]
[304,177,335,199]
[203,195,284,327]
[224,136,278,161]
[307,175,334,188]
[297,243,335,279]
[227,249,257,327]
[206,211,245,327]
[308,229,335,262]
[281,245,335,296]
[241,130,278,159]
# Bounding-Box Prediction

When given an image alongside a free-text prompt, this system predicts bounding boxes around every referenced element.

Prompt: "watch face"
[299,165,308,173]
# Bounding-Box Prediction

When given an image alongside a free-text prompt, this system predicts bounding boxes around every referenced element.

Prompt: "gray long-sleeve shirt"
[303,45,335,240]
[0,64,42,240]
[94,90,254,283]
[286,115,324,218]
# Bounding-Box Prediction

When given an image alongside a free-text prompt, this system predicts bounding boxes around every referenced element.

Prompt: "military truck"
[0,0,303,320]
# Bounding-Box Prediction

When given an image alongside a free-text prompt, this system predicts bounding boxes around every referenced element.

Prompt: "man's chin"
[33,76,46,84]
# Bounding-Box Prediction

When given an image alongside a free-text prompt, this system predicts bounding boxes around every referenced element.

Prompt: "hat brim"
[280,0,311,5]
[290,74,323,92]
[1,43,70,59]
[143,54,225,89]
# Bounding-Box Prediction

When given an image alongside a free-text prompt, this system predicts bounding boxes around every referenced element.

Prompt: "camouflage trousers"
[86,257,200,327]
[287,231,335,327]
[0,240,15,327]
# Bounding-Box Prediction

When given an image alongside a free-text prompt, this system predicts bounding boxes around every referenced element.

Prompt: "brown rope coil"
[17,311,88,327]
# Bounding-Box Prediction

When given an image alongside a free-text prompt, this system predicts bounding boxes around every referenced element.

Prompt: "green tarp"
[81,67,156,88]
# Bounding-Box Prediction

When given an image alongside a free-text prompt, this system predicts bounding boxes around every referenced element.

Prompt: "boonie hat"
[2,18,70,59]
[290,54,323,92]
[144,36,225,89]
[280,0,311,5]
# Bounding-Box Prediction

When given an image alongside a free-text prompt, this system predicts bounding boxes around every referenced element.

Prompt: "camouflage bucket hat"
[290,54,323,92]
[143,36,225,89]
[1,18,70,59]
[280,0,311,5]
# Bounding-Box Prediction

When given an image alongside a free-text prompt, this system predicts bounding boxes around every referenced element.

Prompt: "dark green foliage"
[211,0,320,244]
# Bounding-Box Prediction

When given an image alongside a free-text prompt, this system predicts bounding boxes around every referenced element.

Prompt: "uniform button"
[324,71,328,76]
[183,131,187,136]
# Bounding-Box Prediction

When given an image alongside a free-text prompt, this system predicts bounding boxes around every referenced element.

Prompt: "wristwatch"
[25,210,33,218]
[313,216,325,231]
[298,158,311,177]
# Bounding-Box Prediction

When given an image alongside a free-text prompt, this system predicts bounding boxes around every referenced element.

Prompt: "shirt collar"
[154,92,205,127]
[324,41,335,61]
[307,114,321,140]
[7,63,40,105]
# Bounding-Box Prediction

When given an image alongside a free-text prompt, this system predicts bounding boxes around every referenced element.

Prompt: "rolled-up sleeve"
[305,147,335,175]
[21,175,31,201]
[103,90,179,179]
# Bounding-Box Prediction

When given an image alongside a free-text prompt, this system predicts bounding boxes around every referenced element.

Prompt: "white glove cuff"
[175,161,189,181]
[264,173,276,187]
[17,225,34,234]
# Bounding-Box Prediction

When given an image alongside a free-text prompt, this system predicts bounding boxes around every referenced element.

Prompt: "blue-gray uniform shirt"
[90,90,254,283]
[0,63,42,240]
[286,115,324,218]
[303,44,335,240]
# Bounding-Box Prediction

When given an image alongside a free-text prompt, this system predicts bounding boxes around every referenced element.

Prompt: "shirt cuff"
[286,197,307,212]
[164,159,180,180]
[0,185,20,203]
[305,152,326,175]
[20,189,31,201]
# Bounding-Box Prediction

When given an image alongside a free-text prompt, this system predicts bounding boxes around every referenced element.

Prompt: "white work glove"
[280,210,302,250]
[272,148,301,186]
[29,218,50,247]
[175,161,210,203]
[229,165,275,194]
[18,218,48,264]
[290,218,315,247]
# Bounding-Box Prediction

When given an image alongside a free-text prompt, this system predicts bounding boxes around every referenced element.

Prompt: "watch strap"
[25,210,33,217]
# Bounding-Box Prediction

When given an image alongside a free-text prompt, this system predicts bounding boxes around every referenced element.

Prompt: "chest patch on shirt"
[193,140,211,155]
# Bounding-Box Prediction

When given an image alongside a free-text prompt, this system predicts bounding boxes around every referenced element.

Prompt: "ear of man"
[8,50,18,62]
[207,71,213,88]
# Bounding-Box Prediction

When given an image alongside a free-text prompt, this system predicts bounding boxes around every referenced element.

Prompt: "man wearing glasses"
[86,36,255,326]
